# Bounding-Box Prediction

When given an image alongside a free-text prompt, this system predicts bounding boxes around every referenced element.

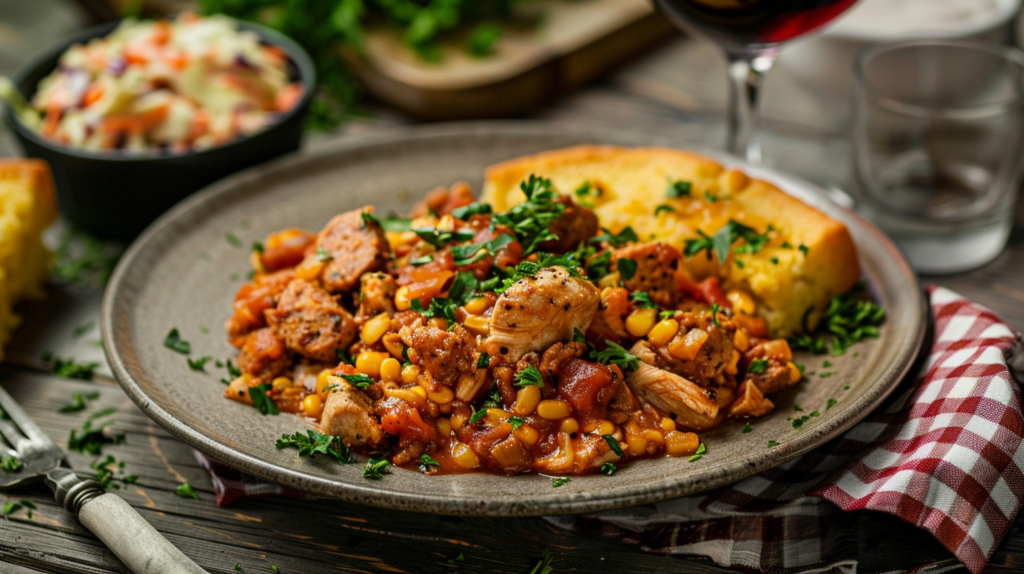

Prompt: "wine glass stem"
[725,51,777,164]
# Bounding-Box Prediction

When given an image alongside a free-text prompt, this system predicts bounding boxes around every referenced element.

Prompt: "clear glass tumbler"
[850,39,1024,274]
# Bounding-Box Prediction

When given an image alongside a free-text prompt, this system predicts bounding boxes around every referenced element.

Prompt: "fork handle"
[48,469,208,574]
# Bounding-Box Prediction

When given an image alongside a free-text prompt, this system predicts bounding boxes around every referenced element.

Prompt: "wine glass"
[652,0,859,163]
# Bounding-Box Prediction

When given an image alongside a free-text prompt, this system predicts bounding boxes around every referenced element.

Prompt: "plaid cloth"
[548,286,1024,573]
[194,286,1023,573]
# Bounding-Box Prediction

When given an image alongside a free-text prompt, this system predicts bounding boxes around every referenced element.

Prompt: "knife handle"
[47,469,209,574]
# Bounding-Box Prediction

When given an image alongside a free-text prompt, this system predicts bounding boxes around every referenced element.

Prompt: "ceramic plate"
[102,123,927,516]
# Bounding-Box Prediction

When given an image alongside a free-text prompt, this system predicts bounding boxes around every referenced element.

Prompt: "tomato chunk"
[557,359,617,415]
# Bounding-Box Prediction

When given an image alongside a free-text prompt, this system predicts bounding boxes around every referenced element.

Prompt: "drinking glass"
[651,0,858,163]
[851,40,1024,274]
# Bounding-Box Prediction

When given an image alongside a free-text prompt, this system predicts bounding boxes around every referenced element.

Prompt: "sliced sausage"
[314,207,391,293]
[265,279,357,362]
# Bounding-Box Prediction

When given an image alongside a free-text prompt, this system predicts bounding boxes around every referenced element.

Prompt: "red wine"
[654,0,857,50]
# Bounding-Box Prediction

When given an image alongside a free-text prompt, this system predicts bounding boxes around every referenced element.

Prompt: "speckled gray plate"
[102,122,927,516]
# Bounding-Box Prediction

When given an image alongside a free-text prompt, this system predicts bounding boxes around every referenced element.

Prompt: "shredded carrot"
[81,83,105,108]
[41,105,62,138]
[275,83,303,113]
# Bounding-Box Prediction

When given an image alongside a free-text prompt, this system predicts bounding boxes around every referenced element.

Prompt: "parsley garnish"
[363,454,391,478]
[666,179,692,198]
[658,310,676,321]
[413,272,479,322]
[336,348,355,365]
[748,358,768,375]
[768,440,779,448]
[616,258,637,280]
[514,366,544,387]
[277,430,353,464]
[412,228,476,249]
[59,391,99,413]
[684,220,771,264]
[789,284,886,356]
[163,328,190,354]
[654,204,675,216]
[476,353,491,370]
[574,180,601,202]
[710,303,721,327]
[799,244,809,256]
[248,384,280,415]
[316,246,333,262]
[826,398,838,410]
[448,553,465,564]
[251,242,264,253]
[593,341,639,372]
[450,233,516,265]
[600,462,617,475]
[418,454,441,473]
[176,482,199,499]
[631,291,658,309]
[187,356,212,372]
[451,202,493,220]
[468,407,488,424]
[68,409,125,455]
[340,373,374,390]
[2,502,20,515]
[410,255,433,266]
[530,549,555,574]
[585,250,612,280]
[590,227,638,248]
[492,252,582,294]
[1,455,23,473]
[551,477,571,488]
[492,174,566,255]
[225,233,242,247]
[742,422,752,433]
[602,434,624,457]
[688,442,706,462]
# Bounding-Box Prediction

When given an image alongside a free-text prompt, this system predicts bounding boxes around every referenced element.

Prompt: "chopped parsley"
[799,244,809,256]
[68,409,125,455]
[823,360,833,368]
[450,233,516,265]
[820,372,834,378]
[585,250,612,281]
[187,356,212,372]
[451,202,493,220]
[163,328,191,354]
[336,348,355,365]
[684,220,771,264]
[410,255,433,266]
[277,430,353,464]
[530,549,554,574]
[1,455,23,473]
[688,442,706,462]
[789,284,886,356]
[602,434,624,457]
[59,391,100,413]
[666,179,692,198]
[176,482,200,499]
[826,398,838,410]
[654,204,675,216]
[590,227,638,248]
[363,454,391,478]
[412,228,476,249]
[768,440,779,448]
[316,246,333,262]
[225,233,242,247]
[491,253,582,294]
[248,384,280,415]
[2,502,20,515]
[251,242,264,253]
[770,257,779,265]
[631,291,658,309]
[592,341,639,372]
[600,462,617,475]
[659,310,676,321]
[704,191,718,203]
[747,358,768,375]
[616,258,637,280]
[468,407,488,424]
[492,174,566,255]
[340,373,374,390]
[417,454,441,473]
[448,553,465,564]
[710,303,721,327]
[793,404,803,412]
[476,353,491,370]
[508,416,526,430]
[742,422,752,433]
[551,477,571,488]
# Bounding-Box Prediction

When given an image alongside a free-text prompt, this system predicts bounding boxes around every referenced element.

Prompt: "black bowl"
[5,19,316,240]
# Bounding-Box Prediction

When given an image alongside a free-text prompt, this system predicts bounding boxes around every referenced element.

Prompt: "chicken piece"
[402,324,476,388]
[746,362,796,396]
[650,311,736,386]
[320,378,385,447]
[537,196,599,253]
[356,272,397,320]
[312,207,391,293]
[613,243,681,308]
[485,266,600,363]
[237,327,292,380]
[455,370,490,403]
[728,380,775,418]
[626,341,720,431]
[265,279,358,362]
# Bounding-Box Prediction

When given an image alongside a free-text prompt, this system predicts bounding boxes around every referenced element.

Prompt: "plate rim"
[102,121,928,516]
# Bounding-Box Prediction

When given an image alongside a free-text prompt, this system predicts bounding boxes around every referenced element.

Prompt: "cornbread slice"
[482,146,860,337]
[0,160,57,359]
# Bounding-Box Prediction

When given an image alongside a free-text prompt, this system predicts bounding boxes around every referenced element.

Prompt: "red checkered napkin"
[548,286,1024,573]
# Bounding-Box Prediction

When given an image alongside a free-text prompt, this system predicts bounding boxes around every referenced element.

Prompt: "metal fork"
[0,385,208,574]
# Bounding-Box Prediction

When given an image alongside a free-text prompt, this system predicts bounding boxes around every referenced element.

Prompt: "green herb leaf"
[277,429,353,464]
[468,407,488,424]
[654,204,675,216]
[602,434,624,457]
[666,180,692,198]
[684,220,771,264]
[225,233,242,247]
[176,482,199,499]
[630,291,658,310]
[590,227,638,248]
[187,356,212,372]
[586,250,612,281]
[688,442,706,462]
[616,258,637,280]
[410,255,433,266]
[363,454,391,479]
[467,23,501,56]
[508,416,526,430]
[2,502,21,515]
[59,391,89,413]
[451,202,493,220]
[1,455,23,473]
[251,242,264,253]
[530,548,554,574]
[248,384,280,416]
[711,303,721,327]
[592,341,640,372]
[742,422,752,433]
[412,227,476,250]
[163,328,191,354]
[768,440,779,448]
[827,398,838,410]
[450,233,516,265]
[748,358,768,375]
[492,174,566,255]
[600,462,617,475]
[448,553,464,564]
[514,365,544,387]
[417,453,441,473]
[316,246,333,262]
[551,477,571,488]
[340,373,374,390]
[476,353,491,370]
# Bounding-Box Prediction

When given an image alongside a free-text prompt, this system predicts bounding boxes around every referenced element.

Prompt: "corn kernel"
[451,442,480,469]
[513,385,541,416]
[733,329,750,352]
[665,431,700,456]
[560,418,580,435]
[788,361,802,383]
[316,369,333,398]
[648,319,680,346]
[437,214,456,231]
[382,335,405,359]
[380,358,401,383]
[644,429,665,446]
[413,386,428,399]
[295,257,325,281]
[597,420,616,436]
[464,296,490,315]
[727,289,757,315]
[428,317,449,331]
[394,286,413,311]
[598,273,620,289]
[436,417,453,436]
[463,315,490,335]
[660,418,676,432]
[514,424,540,446]
[386,387,424,404]
[625,307,657,338]
[401,364,420,385]
[428,386,454,405]
[625,421,647,455]
[537,399,571,420]
[301,394,323,419]
[451,412,466,431]
[356,352,388,378]
[361,312,391,345]
[271,376,292,391]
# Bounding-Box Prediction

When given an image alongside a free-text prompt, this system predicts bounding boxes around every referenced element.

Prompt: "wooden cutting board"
[344,0,677,120]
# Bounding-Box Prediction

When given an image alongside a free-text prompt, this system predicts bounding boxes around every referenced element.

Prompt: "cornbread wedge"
[481,145,860,337]
[0,160,57,359]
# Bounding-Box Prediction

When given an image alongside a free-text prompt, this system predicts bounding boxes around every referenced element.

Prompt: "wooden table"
[2,16,1024,574]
